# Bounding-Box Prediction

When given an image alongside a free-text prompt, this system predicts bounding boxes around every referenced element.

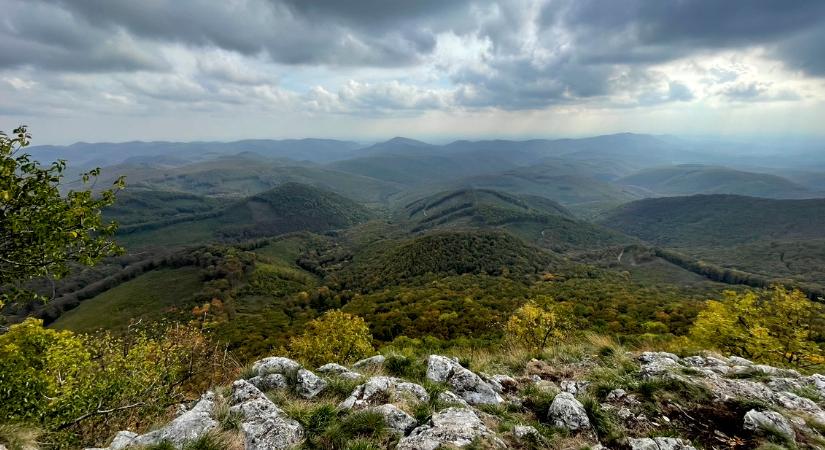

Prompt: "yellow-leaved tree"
[690,287,825,368]
[505,298,573,350]
[289,310,374,367]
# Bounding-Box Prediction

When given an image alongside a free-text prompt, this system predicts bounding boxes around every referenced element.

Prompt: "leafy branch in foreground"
[0,126,125,307]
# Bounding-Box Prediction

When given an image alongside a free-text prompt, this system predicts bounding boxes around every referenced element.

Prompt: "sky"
[1,0,825,144]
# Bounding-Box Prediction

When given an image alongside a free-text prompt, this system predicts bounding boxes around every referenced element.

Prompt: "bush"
[289,310,374,367]
[0,318,235,448]
[690,287,825,369]
[504,299,573,351]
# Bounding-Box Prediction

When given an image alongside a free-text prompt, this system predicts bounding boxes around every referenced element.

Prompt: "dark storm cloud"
[1,0,823,112]
[547,0,825,68]
[12,0,480,69]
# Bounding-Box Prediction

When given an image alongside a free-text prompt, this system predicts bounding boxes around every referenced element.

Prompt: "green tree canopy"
[0,126,124,307]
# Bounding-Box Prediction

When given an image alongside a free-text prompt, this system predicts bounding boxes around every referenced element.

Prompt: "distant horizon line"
[25,131,825,149]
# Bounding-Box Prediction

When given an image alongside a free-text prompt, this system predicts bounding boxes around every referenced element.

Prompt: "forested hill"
[600,194,825,247]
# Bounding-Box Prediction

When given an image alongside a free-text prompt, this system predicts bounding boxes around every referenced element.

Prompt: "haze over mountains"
[33,133,825,218]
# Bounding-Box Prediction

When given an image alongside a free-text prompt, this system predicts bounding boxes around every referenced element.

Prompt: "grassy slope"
[52,266,203,333]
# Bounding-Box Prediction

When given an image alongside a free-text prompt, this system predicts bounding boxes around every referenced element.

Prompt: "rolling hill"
[616,164,811,198]
[600,194,825,247]
[397,188,632,252]
[115,183,374,249]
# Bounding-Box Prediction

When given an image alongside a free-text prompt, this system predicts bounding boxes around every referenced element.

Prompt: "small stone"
[512,425,539,440]
[606,389,626,401]
[728,356,754,366]
[438,390,470,408]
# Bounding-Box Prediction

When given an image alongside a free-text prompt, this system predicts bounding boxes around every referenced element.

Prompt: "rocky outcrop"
[426,355,503,405]
[397,407,505,450]
[89,351,825,450]
[229,380,304,450]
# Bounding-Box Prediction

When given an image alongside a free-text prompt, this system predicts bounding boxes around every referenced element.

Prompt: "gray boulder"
[353,355,385,370]
[248,373,289,392]
[100,392,218,449]
[629,437,696,450]
[317,363,362,380]
[295,368,327,399]
[425,355,503,405]
[547,392,590,431]
[338,376,429,410]
[743,410,794,441]
[438,390,470,408]
[229,380,304,450]
[397,407,505,450]
[252,356,302,377]
[370,404,417,434]
[639,352,681,378]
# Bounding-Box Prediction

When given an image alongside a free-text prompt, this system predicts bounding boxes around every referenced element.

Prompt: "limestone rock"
[743,410,794,441]
[338,376,429,410]
[560,380,590,395]
[628,437,697,450]
[371,404,417,434]
[547,392,590,431]
[316,363,362,380]
[437,390,470,408]
[229,380,304,450]
[353,355,385,370]
[248,373,289,392]
[295,368,327,399]
[102,392,217,449]
[397,407,505,450]
[639,352,680,378]
[425,355,503,405]
[106,431,139,450]
[512,425,539,440]
[252,356,301,377]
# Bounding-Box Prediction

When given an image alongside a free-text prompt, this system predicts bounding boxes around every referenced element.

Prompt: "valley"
[14,134,825,365]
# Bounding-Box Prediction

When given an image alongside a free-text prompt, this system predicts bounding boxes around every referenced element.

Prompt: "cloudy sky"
[2,0,825,144]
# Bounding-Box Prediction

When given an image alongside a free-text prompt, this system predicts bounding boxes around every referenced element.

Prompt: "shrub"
[0,318,235,448]
[690,287,825,369]
[504,299,573,351]
[289,310,374,367]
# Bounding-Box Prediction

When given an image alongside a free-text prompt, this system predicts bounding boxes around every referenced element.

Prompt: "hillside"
[617,164,811,198]
[89,155,402,205]
[400,189,631,250]
[600,195,825,290]
[116,183,374,249]
[447,163,646,217]
[103,190,221,226]
[600,194,825,247]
